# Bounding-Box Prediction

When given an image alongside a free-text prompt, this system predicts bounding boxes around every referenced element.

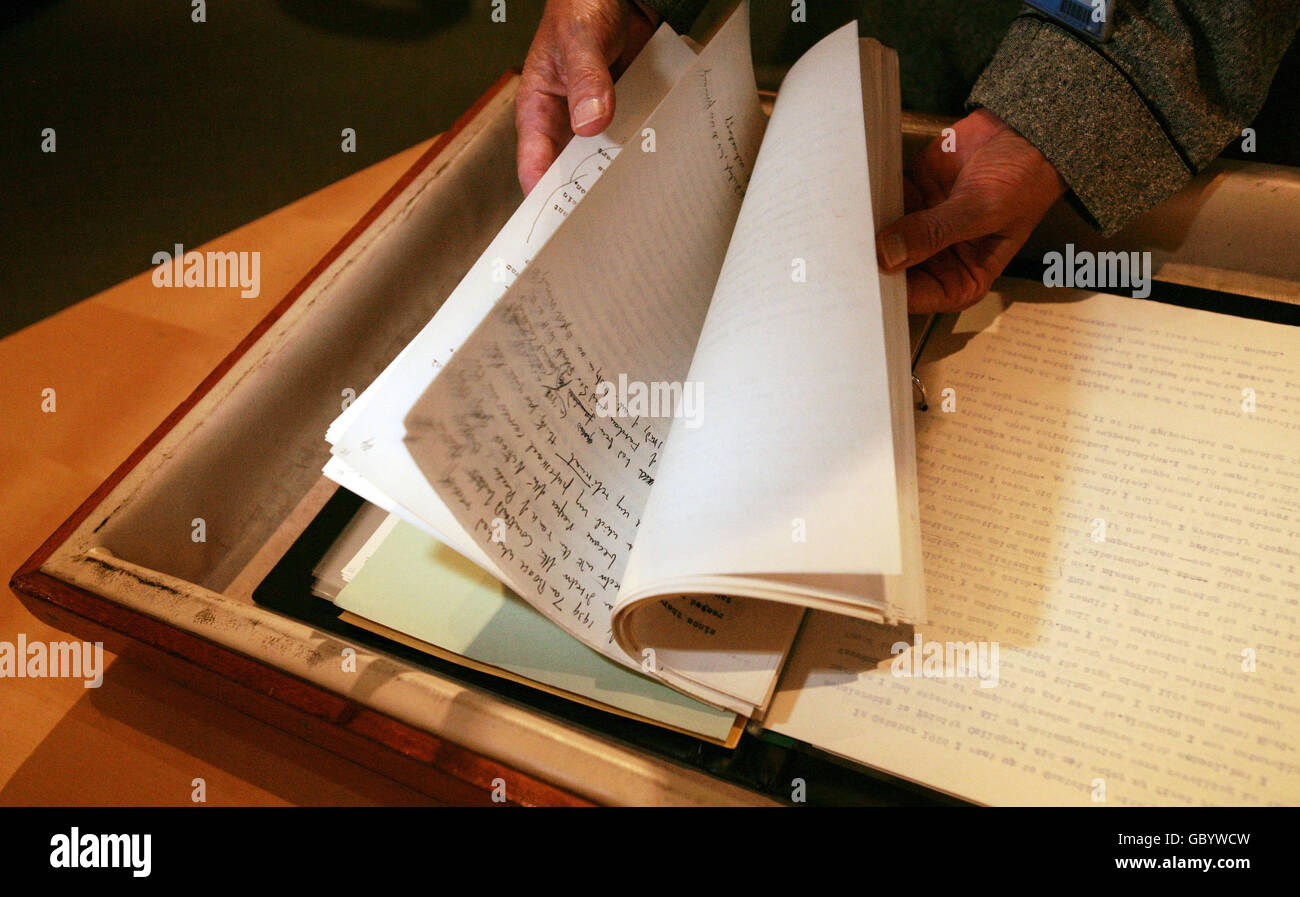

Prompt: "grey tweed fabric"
[642,1,1300,235]
[969,5,1300,234]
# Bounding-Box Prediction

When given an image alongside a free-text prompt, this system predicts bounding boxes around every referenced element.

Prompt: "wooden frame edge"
[12,70,520,584]
[13,568,589,806]
[9,70,596,806]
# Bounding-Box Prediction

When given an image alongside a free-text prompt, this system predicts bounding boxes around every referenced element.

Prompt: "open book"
[323,4,924,720]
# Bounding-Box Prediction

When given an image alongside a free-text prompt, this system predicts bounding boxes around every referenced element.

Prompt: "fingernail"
[573,97,606,130]
[880,231,908,269]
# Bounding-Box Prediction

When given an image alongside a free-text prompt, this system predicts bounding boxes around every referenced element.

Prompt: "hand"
[516,0,658,194]
[876,109,1066,314]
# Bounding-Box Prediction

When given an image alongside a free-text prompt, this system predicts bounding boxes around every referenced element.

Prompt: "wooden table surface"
[0,139,443,806]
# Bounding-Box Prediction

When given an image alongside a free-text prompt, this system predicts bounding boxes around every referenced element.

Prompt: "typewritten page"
[768,283,1300,805]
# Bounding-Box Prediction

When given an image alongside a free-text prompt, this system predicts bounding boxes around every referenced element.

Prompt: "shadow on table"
[0,647,437,807]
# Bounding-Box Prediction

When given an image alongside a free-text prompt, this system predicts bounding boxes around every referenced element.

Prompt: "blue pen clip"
[1024,0,1116,41]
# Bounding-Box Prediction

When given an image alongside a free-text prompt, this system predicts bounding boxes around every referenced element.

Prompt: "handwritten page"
[395,4,766,685]
[324,24,697,576]
[768,283,1300,805]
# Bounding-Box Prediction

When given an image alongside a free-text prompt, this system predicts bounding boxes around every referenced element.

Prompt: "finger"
[904,248,985,314]
[902,176,925,215]
[908,138,956,207]
[951,230,1021,292]
[905,266,955,315]
[516,24,574,192]
[875,194,987,272]
[516,85,573,193]
[559,21,617,135]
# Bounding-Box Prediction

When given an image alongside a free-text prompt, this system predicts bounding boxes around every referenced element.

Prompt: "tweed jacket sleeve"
[968,3,1300,234]
[639,2,1300,234]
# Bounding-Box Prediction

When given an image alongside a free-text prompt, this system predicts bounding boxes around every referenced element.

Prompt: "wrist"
[981,109,1069,201]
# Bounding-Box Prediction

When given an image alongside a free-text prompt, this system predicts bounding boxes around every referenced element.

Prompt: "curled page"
[609,27,922,710]
[394,5,767,704]
[324,24,698,575]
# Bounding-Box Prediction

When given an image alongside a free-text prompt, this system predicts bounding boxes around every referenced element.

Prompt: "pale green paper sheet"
[334,521,738,741]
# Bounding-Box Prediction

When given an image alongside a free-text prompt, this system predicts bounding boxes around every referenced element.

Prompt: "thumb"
[560,23,617,137]
[876,197,987,272]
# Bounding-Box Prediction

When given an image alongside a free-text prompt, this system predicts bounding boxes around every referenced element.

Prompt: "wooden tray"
[14,69,1296,806]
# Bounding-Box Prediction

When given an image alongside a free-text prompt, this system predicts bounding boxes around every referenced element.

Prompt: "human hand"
[516,0,658,194]
[876,108,1067,314]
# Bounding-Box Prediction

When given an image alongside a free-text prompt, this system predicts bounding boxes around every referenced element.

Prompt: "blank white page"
[622,23,904,594]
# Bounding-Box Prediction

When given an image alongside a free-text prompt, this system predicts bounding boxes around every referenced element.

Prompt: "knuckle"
[566,61,607,87]
[559,2,623,62]
[955,272,988,309]
[947,194,986,232]
[916,212,950,253]
[519,48,560,92]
